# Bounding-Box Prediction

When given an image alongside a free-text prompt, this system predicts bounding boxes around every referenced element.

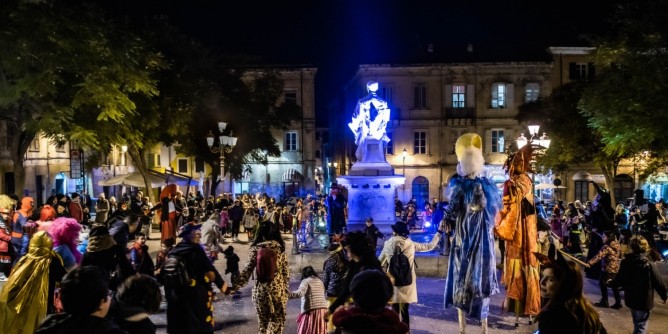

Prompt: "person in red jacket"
[68,193,84,223]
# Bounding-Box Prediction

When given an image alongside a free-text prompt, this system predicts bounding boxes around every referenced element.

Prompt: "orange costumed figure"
[494,145,540,324]
[152,184,179,244]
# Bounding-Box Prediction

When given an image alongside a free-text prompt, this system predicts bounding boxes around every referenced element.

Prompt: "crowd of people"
[0,178,667,334]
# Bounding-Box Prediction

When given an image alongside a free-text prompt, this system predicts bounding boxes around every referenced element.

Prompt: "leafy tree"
[0,0,161,197]
[518,82,625,203]
[580,0,668,180]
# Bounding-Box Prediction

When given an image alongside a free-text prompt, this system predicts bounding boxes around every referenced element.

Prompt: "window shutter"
[484,129,492,154]
[466,84,475,108]
[413,86,420,109]
[445,85,453,107]
[506,84,514,109]
[588,63,596,79]
[569,63,577,80]
[147,153,154,168]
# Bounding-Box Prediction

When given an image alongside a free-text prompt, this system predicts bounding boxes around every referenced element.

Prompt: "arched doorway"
[613,174,634,205]
[412,176,429,210]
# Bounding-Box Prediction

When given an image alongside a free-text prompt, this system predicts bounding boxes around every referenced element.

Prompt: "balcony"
[444,107,475,125]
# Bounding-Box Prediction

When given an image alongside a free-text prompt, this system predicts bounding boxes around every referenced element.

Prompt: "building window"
[575,181,589,203]
[29,137,40,152]
[195,158,205,173]
[315,149,321,159]
[147,153,161,168]
[413,131,427,155]
[386,132,394,155]
[284,90,298,105]
[284,132,298,151]
[177,158,189,174]
[491,83,506,109]
[491,129,505,153]
[412,84,427,109]
[569,62,595,80]
[452,84,465,108]
[381,85,393,105]
[525,83,540,102]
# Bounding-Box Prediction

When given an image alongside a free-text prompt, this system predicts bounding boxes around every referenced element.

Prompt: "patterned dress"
[234,240,289,334]
[443,176,500,320]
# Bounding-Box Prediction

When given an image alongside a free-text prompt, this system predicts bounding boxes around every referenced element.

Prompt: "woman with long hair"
[232,221,289,334]
[538,250,607,333]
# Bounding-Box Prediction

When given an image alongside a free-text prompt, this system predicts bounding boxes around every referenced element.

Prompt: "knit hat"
[350,269,394,311]
[89,225,110,237]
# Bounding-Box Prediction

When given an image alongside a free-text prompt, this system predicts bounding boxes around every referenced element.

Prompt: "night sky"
[100,0,613,122]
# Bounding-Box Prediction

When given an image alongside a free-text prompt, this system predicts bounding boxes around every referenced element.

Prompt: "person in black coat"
[36,266,126,334]
[81,225,134,291]
[363,217,384,250]
[328,231,382,314]
[609,235,667,334]
[108,274,161,334]
[109,214,140,251]
[166,224,229,334]
[326,184,346,236]
[228,200,244,241]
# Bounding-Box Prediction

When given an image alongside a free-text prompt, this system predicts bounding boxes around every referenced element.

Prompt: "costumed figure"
[0,231,66,334]
[150,184,180,245]
[11,197,34,263]
[585,181,615,279]
[48,217,83,271]
[494,144,541,325]
[443,133,501,334]
[348,81,391,161]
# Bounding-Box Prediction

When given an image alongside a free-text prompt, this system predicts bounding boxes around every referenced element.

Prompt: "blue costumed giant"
[443,133,501,334]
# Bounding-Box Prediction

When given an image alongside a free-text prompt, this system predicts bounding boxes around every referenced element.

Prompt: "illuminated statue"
[349,81,390,161]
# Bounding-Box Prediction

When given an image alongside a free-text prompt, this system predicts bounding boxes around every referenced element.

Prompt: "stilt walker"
[494,145,541,326]
[443,133,501,334]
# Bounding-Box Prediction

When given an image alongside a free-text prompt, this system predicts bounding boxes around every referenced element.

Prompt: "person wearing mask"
[35,266,125,334]
[609,236,668,334]
[48,217,83,271]
[0,231,67,333]
[11,197,34,263]
[165,223,229,334]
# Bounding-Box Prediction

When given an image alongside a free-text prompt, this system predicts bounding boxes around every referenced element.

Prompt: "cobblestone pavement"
[146,231,668,334]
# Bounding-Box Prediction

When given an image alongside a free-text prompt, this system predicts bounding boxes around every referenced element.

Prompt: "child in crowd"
[154,238,175,281]
[130,232,155,276]
[223,245,240,284]
[363,217,384,250]
[219,207,229,237]
[289,266,328,334]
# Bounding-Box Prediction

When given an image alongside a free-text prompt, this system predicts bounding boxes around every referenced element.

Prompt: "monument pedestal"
[338,165,404,234]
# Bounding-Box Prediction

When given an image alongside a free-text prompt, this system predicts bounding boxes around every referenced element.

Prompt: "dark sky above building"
[101,0,613,121]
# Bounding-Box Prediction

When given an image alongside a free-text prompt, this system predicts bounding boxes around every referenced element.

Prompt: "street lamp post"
[206,121,238,196]
[516,124,551,198]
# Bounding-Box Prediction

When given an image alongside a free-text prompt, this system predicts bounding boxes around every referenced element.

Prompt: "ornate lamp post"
[206,121,238,195]
[516,124,551,197]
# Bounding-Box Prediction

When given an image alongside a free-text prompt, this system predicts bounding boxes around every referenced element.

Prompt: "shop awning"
[282,168,304,182]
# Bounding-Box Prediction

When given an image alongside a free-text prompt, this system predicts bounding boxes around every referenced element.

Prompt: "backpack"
[162,255,191,288]
[256,246,278,283]
[389,244,412,287]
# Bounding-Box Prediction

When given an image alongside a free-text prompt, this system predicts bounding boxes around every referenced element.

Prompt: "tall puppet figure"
[443,133,501,334]
[494,144,540,325]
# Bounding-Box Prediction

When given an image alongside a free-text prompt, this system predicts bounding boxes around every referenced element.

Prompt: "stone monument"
[338,81,405,233]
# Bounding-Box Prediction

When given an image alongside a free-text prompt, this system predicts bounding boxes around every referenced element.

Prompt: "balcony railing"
[444,107,475,125]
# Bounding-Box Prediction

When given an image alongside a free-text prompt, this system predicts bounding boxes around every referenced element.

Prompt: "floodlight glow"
[424,222,431,228]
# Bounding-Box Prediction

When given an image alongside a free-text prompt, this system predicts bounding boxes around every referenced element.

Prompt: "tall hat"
[454,133,483,162]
